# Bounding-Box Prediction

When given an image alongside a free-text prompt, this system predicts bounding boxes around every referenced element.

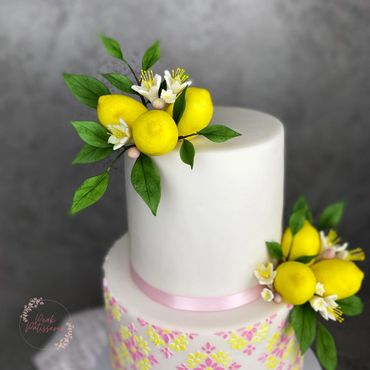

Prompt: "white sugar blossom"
[107,118,131,150]
[254,262,276,285]
[164,68,192,95]
[320,230,348,253]
[310,294,343,322]
[261,288,274,302]
[132,70,161,103]
[160,89,177,104]
[315,282,326,296]
[320,230,365,261]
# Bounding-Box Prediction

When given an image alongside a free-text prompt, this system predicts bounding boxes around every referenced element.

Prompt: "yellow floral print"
[187,351,207,368]
[211,351,232,367]
[169,334,189,352]
[228,333,248,350]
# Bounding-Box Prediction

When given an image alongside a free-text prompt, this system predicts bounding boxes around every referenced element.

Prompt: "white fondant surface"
[104,235,290,333]
[103,236,302,370]
[124,107,285,297]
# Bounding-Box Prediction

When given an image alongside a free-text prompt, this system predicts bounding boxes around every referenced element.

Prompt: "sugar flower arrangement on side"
[255,196,365,370]
[63,35,241,215]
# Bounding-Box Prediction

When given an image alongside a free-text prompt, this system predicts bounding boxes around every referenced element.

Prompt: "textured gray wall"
[1,0,369,369]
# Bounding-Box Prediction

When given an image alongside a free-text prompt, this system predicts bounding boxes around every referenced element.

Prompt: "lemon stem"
[125,62,148,108]
[286,237,294,261]
[178,132,198,140]
[107,144,135,172]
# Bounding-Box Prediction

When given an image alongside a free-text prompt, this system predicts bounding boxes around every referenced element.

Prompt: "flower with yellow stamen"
[254,262,276,285]
[107,118,131,150]
[164,68,192,95]
[131,70,161,103]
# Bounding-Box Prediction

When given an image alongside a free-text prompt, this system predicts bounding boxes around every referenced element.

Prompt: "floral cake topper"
[255,196,365,370]
[64,35,241,215]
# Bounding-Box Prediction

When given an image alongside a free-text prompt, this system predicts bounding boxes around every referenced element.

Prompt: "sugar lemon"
[166,87,213,138]
[310,259,364,299]
[274,261,316,305]
[97,95,147,128]
[132,110,178,156]
[281,221,321,261]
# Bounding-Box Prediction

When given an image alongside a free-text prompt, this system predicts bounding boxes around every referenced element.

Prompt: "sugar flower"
[107,118,131,150]
[261,288,274,302]
[315,282,326,296]
[160,89,177,104]
[132,70,161,103]
[320,230,365,261]
[309,294,343,322]
[254,262,276,285]
[164,68,192,95]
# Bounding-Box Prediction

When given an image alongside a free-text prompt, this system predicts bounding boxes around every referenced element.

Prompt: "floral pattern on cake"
[103,280,127,322]
[104,282,303,370]
[137,317,198,359]
[176,342,241,369]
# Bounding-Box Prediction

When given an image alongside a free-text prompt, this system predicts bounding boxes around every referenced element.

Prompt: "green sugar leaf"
[73,144,113,164]
[198,124,242,143]
[102,72,134,94]
[71,121,110,148]
[180,139,195,169]
[71,173,109,214]
[142,40,160,70]
[173,86,188,124]
[131,154,161,215]
[63,74,110,108]
[289,303,317,354]
[265,241,283,260]
[316,323,337,370]
[289,209,306,235]
[99,33,126,61]
[294,255,318,264]
[319,202,345,230]
[337,295,364,316]
[292,195,313,222]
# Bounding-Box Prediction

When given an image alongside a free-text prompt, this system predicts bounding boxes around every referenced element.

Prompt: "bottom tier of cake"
[103,235,303,370]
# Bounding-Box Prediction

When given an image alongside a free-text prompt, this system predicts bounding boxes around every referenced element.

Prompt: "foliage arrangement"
[254,196,365,370]
[64,34,241,215]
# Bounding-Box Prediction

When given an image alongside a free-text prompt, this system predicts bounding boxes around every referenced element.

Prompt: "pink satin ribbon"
[130,264,262,312]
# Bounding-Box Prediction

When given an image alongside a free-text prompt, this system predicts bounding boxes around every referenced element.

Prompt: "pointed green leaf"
[71,173,109,214]
[141,40,160,70]
[180,139,195,169]
[289,303,317,354]
[102,72,134,94]
[63,74,110,108]
[198,125,242,143]
[71,121,110,148]
[99,33,126,61]
[266,241,283,260]
[289,209,306,235]
[173,86,188,124]
[294,255,318,264]
[131,154,161,215]
[73,144,113,164]
[316,323,337,370]
[337,295,364,316]
[319,202,345,230]
[293,195,313,222]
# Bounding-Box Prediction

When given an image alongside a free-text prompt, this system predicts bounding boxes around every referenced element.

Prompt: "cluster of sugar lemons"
[96,87,213,156]
[273,221,364,305]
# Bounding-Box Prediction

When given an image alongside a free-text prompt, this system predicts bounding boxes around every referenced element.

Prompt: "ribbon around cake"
[130,264,262,312]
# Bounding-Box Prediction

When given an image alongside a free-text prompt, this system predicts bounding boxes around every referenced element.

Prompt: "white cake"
[103,107,302,369]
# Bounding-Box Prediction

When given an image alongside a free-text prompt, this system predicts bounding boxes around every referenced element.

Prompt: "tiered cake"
[103,107,302,369]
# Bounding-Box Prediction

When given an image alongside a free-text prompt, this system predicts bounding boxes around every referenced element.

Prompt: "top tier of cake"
[124,107,284,298]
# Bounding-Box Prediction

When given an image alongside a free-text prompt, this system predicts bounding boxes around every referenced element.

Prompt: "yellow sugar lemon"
[166,87,213,138]
[274,261,317,305]
[281,221,321,261]
[97,95,147,128]
[310,259,364,299]
[132,110,178,156]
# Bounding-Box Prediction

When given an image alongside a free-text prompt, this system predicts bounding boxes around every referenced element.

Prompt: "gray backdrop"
[1,0,369,369]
